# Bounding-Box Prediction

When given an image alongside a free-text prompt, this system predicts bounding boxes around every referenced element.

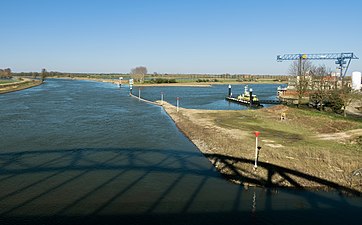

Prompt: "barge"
[225,85,261,107]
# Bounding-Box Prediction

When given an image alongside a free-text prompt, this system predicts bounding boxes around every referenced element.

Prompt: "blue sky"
[0,0,361,74]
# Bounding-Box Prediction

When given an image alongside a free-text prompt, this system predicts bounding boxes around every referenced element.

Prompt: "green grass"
[212,107,361,153]
[0,80,42,94]
[0,79,17,84]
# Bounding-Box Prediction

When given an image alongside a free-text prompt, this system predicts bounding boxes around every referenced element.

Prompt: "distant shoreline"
[52,76,287,87]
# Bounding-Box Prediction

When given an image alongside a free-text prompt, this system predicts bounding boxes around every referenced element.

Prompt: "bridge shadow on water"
[0,148,361,225]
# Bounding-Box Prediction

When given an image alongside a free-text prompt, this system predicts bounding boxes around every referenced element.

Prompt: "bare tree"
[130,66,147,83]
[0,68,12,79]
[309,64,332,110]
[41,68,47,82]
[339,79,358,117]
[289,59,313,106]
[5,68,12,78]
[32,72,38,79]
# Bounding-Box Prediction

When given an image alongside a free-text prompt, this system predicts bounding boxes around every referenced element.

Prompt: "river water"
[134,83,286,110]
[0,79,360,225]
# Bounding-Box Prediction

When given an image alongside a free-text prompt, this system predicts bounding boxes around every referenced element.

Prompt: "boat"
[226,85,261,107]
[277,86,287,96]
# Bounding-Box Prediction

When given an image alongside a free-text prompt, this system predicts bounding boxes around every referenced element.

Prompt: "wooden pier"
[259,99,283,104]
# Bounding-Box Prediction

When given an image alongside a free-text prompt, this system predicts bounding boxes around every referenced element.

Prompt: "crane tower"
[277,53,358,78]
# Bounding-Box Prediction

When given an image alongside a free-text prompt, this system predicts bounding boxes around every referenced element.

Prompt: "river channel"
[134,83,286,110]
[0,79,360,225]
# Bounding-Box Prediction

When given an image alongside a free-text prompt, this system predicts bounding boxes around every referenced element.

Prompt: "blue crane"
[277,53,358,78]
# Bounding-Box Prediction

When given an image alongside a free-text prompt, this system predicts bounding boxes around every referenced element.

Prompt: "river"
[133,83,286,109]
[0,79,360,225]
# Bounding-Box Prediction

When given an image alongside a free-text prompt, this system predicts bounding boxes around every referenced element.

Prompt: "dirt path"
[316,129,362,143]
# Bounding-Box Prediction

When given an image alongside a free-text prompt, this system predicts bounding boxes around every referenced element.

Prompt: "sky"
[0,0,361,75]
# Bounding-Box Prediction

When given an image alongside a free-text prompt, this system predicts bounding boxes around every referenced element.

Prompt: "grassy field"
[0,80,42,94]
[160,101,362,194]
[0,79,17,84]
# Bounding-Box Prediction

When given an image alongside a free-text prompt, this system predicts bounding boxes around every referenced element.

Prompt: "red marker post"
[254,131,261,169]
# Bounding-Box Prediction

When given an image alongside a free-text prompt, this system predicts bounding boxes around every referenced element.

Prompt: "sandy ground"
[346,98,362,116]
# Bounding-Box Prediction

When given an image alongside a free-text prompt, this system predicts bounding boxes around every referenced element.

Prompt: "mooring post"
[228,84,232,97]
[254,131,261,169]
[138,88,141,100]
[129,79,134,95]
[176,97,179,112]
[249,88,253,107]
[161,92,164,105]
[119,76,123,88]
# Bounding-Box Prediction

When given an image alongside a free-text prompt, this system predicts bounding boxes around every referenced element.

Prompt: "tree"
[0,68,12,79]
[289,59,313,106]
[5,68,12,78]
[32,72,38,79]
[41,68,47,82]
[339,79,358,117]
[309,64,332,110]
[130,66,147,83]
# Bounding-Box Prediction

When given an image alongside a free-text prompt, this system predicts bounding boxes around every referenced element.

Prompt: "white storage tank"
[352,71,361,91]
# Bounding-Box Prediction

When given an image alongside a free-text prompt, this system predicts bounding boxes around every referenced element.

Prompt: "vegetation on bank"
[0,79,43,94]
[12,70,288,84]
[145,78,177,84]
[160,101,362,194]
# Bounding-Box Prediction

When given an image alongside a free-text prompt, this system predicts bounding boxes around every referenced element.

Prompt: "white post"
[254,136,258,168]
[254,131,260,169]
[176,97,179,112]
[138,89,141,100]
[161,92,164,105]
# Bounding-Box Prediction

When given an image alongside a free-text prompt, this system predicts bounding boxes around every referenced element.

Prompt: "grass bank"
[158,101,362,194]
[0,79,43,94]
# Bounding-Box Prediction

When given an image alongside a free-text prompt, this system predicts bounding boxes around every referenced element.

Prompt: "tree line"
[1,68,48,82]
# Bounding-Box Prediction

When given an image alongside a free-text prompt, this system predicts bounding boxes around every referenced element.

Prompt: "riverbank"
[0,79,43,94]
[156,100,362,194]
[134,80,287,87]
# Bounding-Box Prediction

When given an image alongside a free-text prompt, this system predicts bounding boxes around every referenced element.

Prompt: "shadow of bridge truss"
[0,147,361,225]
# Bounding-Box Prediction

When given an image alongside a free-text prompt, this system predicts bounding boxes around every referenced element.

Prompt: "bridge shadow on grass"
[204,153,361,196]
[0,148,361,225]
